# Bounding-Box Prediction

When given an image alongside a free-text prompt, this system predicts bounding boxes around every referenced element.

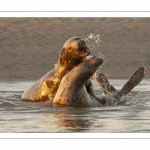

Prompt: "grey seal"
[53,56,146,107]
[21,37,91,102]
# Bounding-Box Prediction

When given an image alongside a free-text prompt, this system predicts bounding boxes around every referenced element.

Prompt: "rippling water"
[0,79,150,133]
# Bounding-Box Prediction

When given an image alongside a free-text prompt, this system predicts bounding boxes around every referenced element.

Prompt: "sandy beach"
[0,18,149,79]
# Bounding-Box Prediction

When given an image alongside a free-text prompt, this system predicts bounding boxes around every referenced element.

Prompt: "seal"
[93,71,116,95]
[93,67,146,96]
[94,67,146,106]
[21,37,91,102]
[53,56,146,107]
[53,56,104,107]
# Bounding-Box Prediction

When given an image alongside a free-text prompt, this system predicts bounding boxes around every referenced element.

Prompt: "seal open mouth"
[78,48,90,57]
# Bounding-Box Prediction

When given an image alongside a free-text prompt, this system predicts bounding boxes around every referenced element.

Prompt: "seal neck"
[57,53,81,70]
[56,58,78,74]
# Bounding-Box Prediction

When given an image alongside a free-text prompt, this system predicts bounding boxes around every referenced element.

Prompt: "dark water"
[0,79,150,133]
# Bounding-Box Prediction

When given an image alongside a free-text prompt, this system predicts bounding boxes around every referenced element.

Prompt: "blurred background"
[0,18,149,79]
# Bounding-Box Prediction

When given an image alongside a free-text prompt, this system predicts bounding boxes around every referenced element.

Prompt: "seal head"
[59,37,90,66]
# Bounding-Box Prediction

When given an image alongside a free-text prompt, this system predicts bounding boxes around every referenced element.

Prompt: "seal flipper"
[120,67,146,95]
[93,71,116,95]
[96,67,146,106]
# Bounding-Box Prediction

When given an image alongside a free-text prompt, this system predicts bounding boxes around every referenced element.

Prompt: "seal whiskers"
[21,37,91,102]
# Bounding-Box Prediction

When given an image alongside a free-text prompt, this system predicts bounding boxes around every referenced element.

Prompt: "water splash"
[84,33,105,71]
[84,33,101,50]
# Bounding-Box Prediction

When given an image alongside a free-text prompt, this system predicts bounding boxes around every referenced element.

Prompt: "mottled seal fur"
[53,56,104,107]
[53,56,146,107]
[21,37,91,102]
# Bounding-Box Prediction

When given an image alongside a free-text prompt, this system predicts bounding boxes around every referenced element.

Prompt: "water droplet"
[84,33,101,50]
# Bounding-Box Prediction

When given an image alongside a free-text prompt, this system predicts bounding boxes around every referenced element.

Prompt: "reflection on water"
[42,109,93,132]
[0,79,150,133]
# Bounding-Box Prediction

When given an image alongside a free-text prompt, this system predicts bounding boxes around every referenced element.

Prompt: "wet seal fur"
[53,56,104,107]
[53,56,146,107]
[21,37,90,102]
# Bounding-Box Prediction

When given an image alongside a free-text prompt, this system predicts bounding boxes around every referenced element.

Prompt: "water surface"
[0,79,150,133]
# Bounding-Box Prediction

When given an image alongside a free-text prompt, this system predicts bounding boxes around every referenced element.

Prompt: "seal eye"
[69,46,71,50]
